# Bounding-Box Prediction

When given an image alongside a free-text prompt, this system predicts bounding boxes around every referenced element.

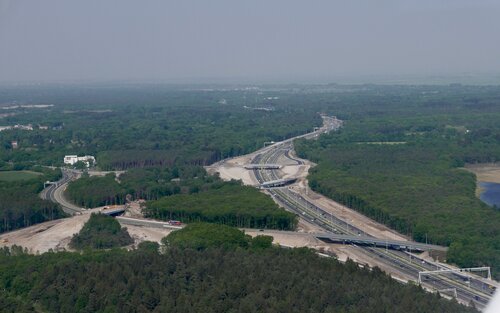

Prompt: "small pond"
[479,182,500,208]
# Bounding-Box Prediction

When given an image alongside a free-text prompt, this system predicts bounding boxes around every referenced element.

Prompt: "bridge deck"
[316,233,448,252]
[101,207,126,216]
[260,178,297,188]
[244,164,282,169]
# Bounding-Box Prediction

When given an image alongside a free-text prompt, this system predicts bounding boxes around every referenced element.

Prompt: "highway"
[40,168,85,214]
[315,233,447,252]
[251,115,495,309]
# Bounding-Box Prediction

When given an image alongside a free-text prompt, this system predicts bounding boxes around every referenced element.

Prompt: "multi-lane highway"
[251,116,496,309]
[40,169,84,214]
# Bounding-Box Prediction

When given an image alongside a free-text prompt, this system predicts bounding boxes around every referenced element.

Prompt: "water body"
[479,182,500,208]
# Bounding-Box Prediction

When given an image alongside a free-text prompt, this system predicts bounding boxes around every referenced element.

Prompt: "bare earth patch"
[463,163,500,196]
[124,225,173,245]
[464,163,500,183]
[123,200,146,218]
[0,204,174,252]
[0,214,91,253]
[205,153,259,186]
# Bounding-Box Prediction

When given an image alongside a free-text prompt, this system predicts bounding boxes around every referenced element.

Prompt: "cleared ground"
[0,214,91,253]
[206,146,312,186]
[0,205,172,253]
[205,154,259,186]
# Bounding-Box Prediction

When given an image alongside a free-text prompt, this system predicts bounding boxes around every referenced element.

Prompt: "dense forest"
[70,213,133,250]
[2,83,500,281]
[65,168,297,230]
[295,87,500,278]
[0,167,65,234]
[163,222,274,251]
[0,244,476,313]
[145,183,298,230]
[0,85,320,170]
[65,165,223,207]
[66,173,125,208]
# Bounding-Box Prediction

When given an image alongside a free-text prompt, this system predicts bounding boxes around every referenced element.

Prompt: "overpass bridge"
[315,233,448,253]
[244,164,282,170]
[101,207,126,216]
[260,178,297,189]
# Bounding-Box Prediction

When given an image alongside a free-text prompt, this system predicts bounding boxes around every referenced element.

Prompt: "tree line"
[145,183,298,230]
[70,213,133,250]
[0,244,477,313]
[0,85,320,171]
[0,168,66,234]
[65,167,298,230]
[65,165,227,207]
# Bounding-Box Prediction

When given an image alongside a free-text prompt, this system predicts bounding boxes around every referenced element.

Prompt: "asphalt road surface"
[40,169,85,214]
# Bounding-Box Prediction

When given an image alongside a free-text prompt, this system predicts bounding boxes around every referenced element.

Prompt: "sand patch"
[205,153,260,186]
[463,163,500,197]
[0,214,90,253]
[464,163,500,184]
[124,225,173,245]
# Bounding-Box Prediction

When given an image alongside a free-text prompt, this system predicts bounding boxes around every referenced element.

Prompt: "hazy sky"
[1,0,500,83]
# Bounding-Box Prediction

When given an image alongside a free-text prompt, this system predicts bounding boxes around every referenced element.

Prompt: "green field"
[0,171,42,182]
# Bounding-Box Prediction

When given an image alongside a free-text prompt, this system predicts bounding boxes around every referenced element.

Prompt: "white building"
[64,155,96,167]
